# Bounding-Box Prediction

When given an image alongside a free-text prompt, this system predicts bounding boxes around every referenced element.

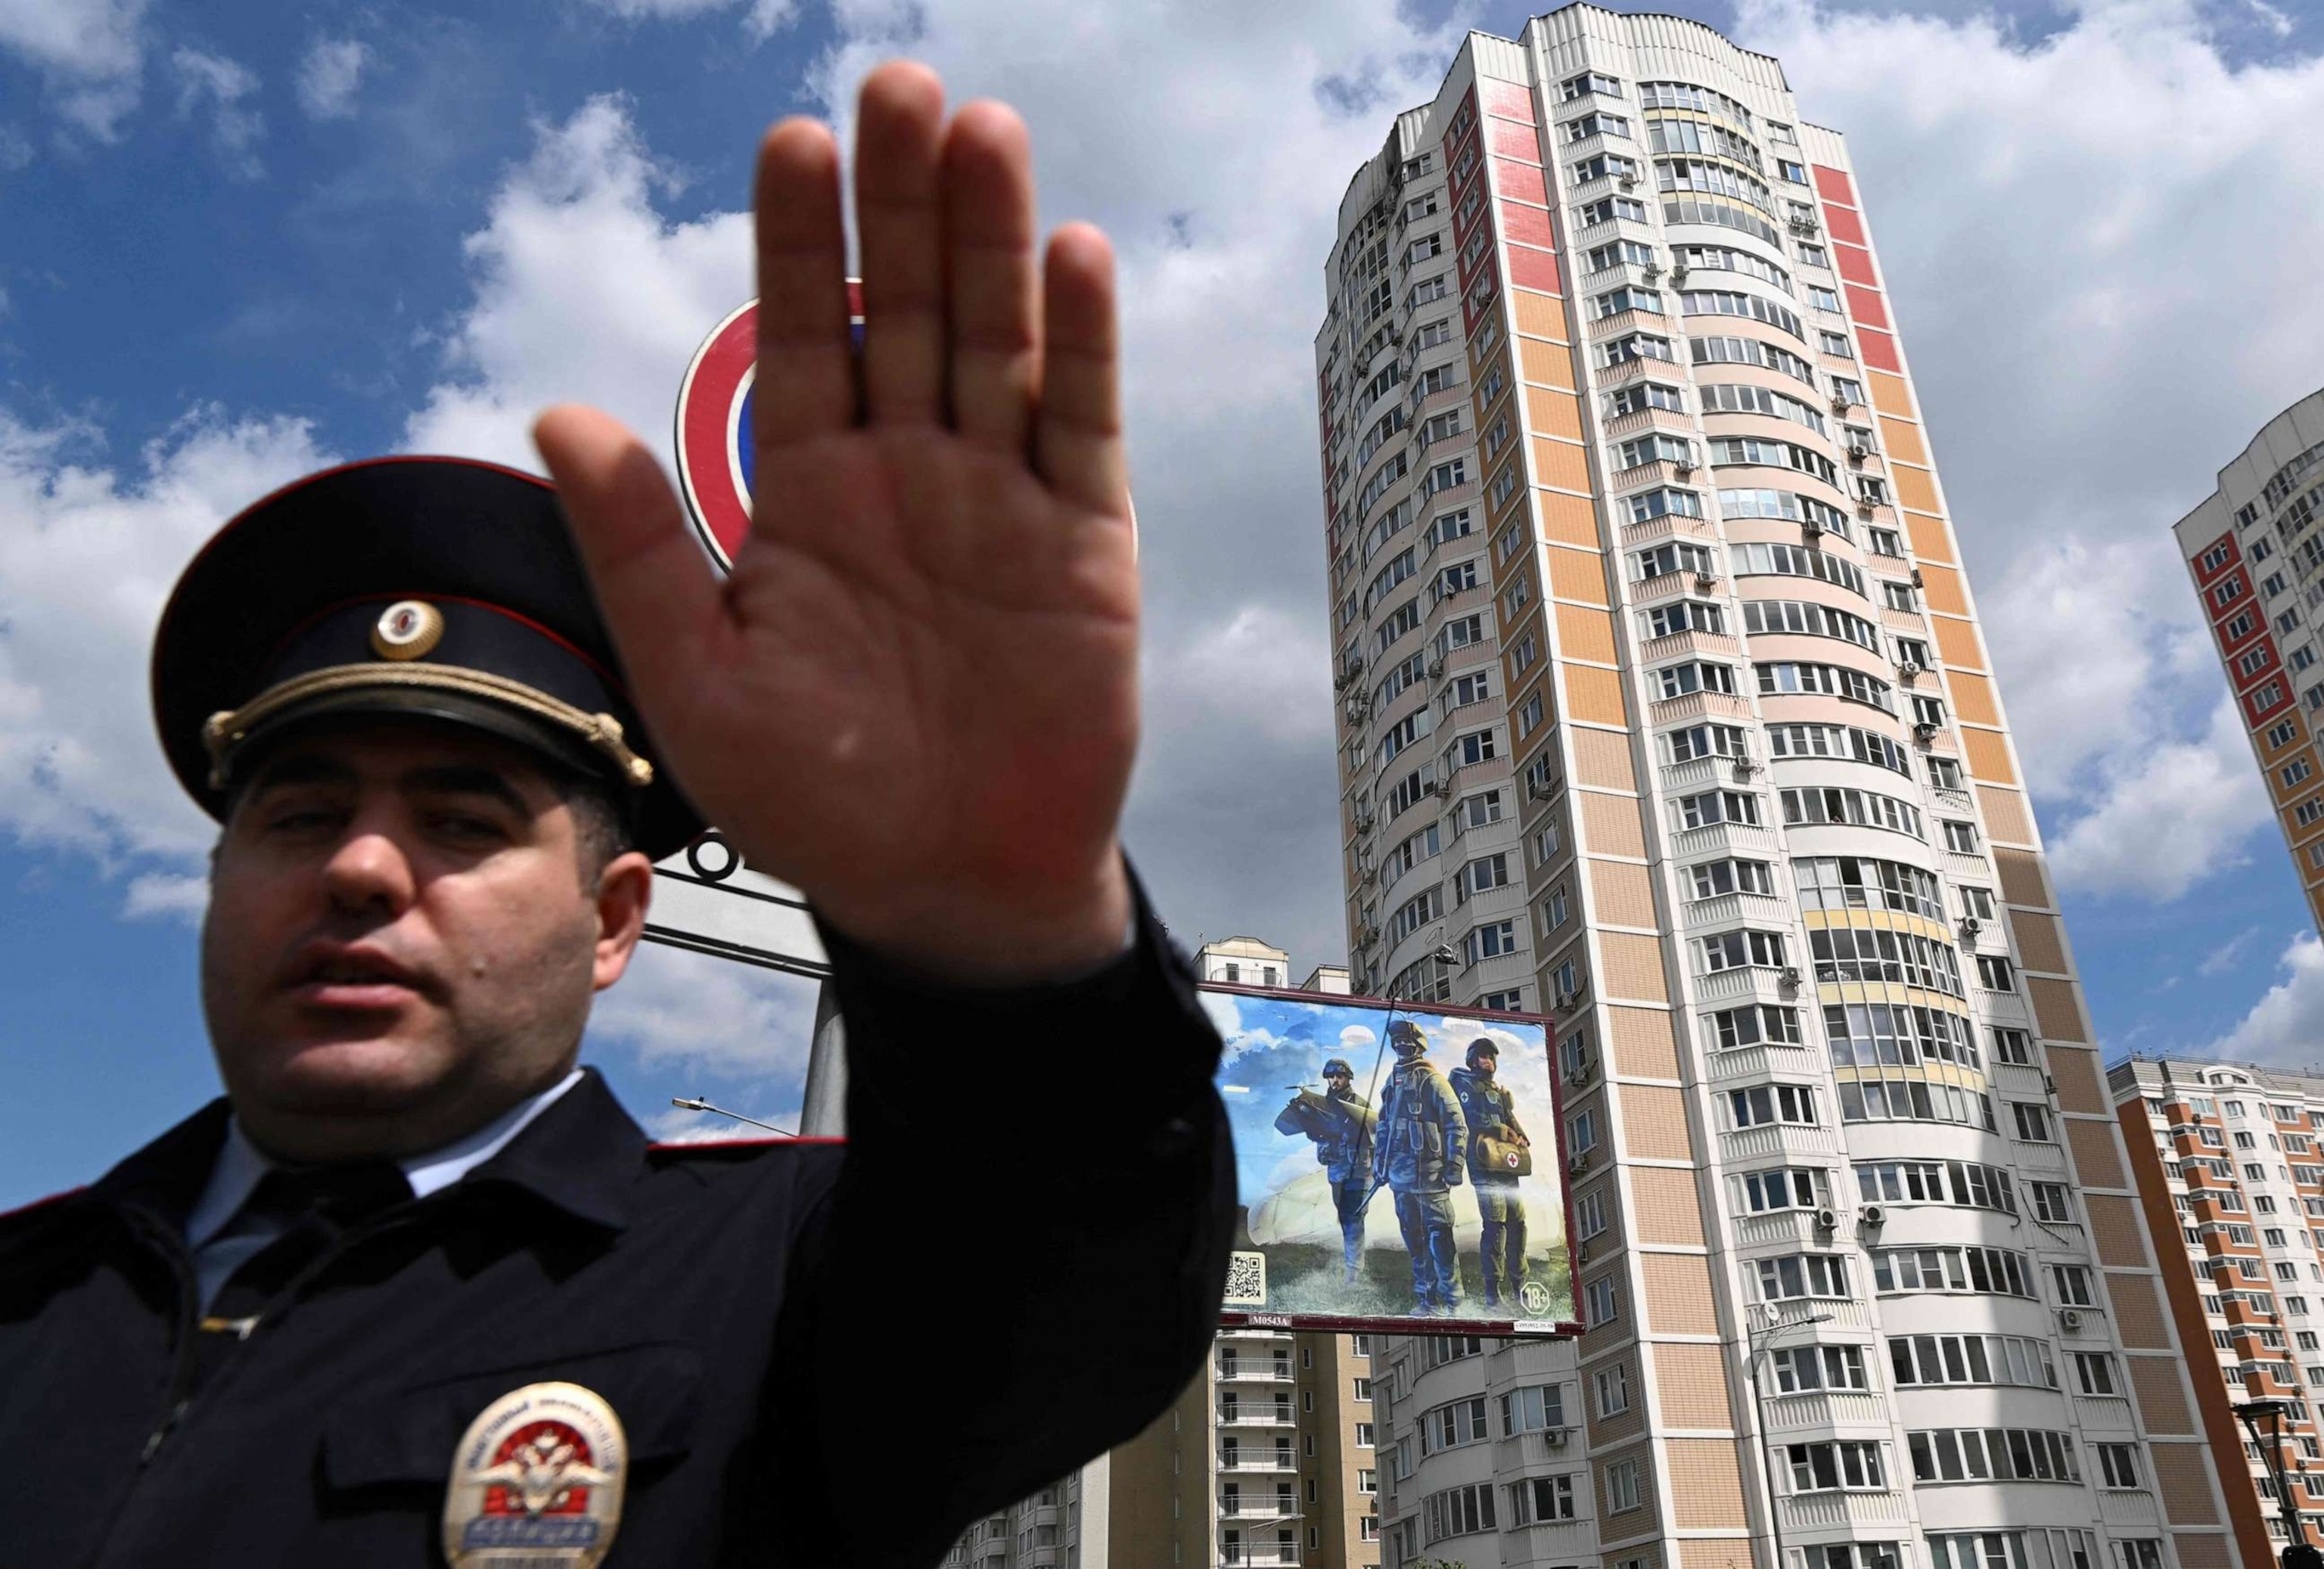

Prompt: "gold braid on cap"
[200,663,654,791]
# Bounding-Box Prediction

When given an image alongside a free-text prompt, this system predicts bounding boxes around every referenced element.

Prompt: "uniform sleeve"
[1436,1074,1469,1184]
[767,860,1232,1567]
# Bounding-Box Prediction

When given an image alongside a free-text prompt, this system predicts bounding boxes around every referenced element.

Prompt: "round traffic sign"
[674,281,865,572]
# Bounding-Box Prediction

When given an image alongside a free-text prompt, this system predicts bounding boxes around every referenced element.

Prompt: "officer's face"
[201,719,654,1160]
[1327,1072,1351,1092]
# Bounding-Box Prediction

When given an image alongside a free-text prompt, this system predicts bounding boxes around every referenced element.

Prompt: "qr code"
[1223,1251,1267,1306]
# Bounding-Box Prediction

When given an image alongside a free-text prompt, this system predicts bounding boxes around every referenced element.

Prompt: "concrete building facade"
[2171,388,2324,941]
[1313,9,2223,1569]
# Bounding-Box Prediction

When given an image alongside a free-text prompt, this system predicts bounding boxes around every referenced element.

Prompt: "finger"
[943,100,1040,454]
[853,61,948,425]
[534,405,722,732]
[1032,223,1127,517]
[753,117,855,456]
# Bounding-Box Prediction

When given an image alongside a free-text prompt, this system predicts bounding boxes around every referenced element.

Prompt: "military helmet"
[1322,1058,1354,1079]
[1465,1039,1500,1068]
[1387,1019,1428,1056]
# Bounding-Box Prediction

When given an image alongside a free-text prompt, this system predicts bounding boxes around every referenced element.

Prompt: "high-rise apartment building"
[2111,1057,2324,1569]
[2172,388,2324,940]
[1312,8,2224,1569]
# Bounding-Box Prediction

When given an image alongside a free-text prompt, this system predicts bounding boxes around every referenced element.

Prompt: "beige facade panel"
[1977,784,2034,844]
[1630,1165,1707,1246]
[2158,1454,2222,1524]
[1993,846,2050,909]
[1869,369,1915,418]
[1518,337,1578,393]
[2029,974,2090,1042]
[1945,670,2000,726]
[2008,909,2071,976]
[1591,858,1660,931]
[1961,727,2019,786]
[1581,790,1648,859]
[1599,930,1672,1004]
[1931,611,1985,669]
[2046,1045,2105,1115]
[1512,288,1569,342]
[1572,725,1638,791]
[1549,545,1613,607]
[2107,1270,2172,1351]
[1680,1540,1749,1569]
[1642,1253,1722,1337]
[2088,1193,2152,1269]
[1557,602,1620,665]
[2173,1534,2232,1569]
[1879,418,1929,467]
[1537,486,1603,548]
[2128,1354,2195,1435]
[1621,1084,1696,1161]
[2064,1117,2126,1189]
[1566,663,1630,725]
[1654,1345,1732,1428]
[1608,1005,1679,1079]
[1662,1439,1749,1528]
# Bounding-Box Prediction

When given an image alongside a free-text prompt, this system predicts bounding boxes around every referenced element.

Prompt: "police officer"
[1273,1058,1372,1284]
[1449,1038,1530,1311]
[0,63,1232,1569]
[1369,1020,1467,1316]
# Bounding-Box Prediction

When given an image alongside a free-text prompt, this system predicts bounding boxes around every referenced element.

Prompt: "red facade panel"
[2189,532,2241,586]
[1480,79,1536,124]
[1462,258,1501,336]
[2229,638,2280,693]
[1856,328,1901,373]
[1835,243,1878,287]
[1812,165,1857,205]
[2217,604,2266,657]
[1505,245,1562,295]
[1822,204,1867,247]
[1487,120,1542,166]
[2245,678,2292,725]
[1499,201,1555,248]
[1846,284,1890,329]
[1493,158,1548,206]
[2208,567,2255,620]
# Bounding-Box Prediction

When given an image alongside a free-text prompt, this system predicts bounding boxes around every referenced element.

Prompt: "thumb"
[533,405,722,747]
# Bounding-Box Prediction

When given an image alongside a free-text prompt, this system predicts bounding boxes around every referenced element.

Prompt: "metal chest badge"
[443,1382,627,1568]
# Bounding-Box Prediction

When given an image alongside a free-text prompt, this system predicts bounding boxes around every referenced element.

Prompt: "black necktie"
[198,1162,412,1356]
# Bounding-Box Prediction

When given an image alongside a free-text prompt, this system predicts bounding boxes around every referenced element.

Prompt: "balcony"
[2074,1393,2136,1433]
[2012,1139,2069,1176]
[1217,1406,1299,1428]
[1217,1327,1297,1341]
[1735,1208,1853,1248]
[1217,1452,1300,1473]
[1220,1550,1302,1568]
[1640,630,1742,666]
[1682,890,1795,932]
[1216,1361,1296,1383]
[1669,821,1779,859]
[1694,964,1800,1004]
[1217,1496,1303,1522]
[1707,1042,1817,1083]
[2099,1490,2161,1529]
[1503,1521,1598,1568]
[1649,690,1754,726]
[1492,1428,1580,1471]
[1722,1121,1841,1162]
[1763,1389,1888,1432]
[1780,1491,1909,1530]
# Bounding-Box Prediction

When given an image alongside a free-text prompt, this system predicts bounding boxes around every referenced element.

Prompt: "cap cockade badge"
[443,1381,627,1569]
[371,599,446,660]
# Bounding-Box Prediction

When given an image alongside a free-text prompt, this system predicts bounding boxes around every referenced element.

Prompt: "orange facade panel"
[1518,336,1577,392]
[1536,487,1603,548]
[1932,614,1985,670]
[1918,563,1968,616]
[1511,287,1570,340]
[2065,1117,2126,1188]
[1961,727,2018,784]
[1590,857,1659,929]
[1531,436,1592,494]
[1869,369,1914,418]
[1555,602,1619,665]
[2009,908,2071,975]
[1894,465,1941,515]
[1993,846,2049,908]
[1527,384,1585,440]
[1906,509,1958,566]
[1599,929,1671,1004]
[1878,418,1928,467]
[1947,670,2000,725]
[1978,783,2034,844]
[1620,1083,1694,1160]
[1548,544,1611,606]
[1564,663,1629,725]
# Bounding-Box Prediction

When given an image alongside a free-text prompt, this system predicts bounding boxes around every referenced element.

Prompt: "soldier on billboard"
[1449,1038,1531,1311]
[0,62,1235,1569]
[1274,1057,1374,1284]
[1369,1020,1468,1316]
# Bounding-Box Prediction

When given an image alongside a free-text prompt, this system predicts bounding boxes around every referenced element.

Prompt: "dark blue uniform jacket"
[0,893,1232,1567]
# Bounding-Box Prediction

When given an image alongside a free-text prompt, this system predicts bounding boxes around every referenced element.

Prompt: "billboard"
[1204,983,1576,1336]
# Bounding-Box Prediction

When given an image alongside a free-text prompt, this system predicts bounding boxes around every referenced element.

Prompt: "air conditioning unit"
[1914,722,1941,741]
[1897,660,1923,679]
[1859,1204,1886,1229]
[1543,1428,1570,1449]
[1527,776,1555,800]
[1959,915,1982,937]
[1732,758,1760,781]
[1618,172,1639,190]
[1671,263,1689,284]
[1847,443,1871,464]
[1911,569,1926,587]
[2059,1308,2083,1331]
[1567,1149,1593,1176]
[1673,459,1696,477]
[1778,966,1803,990]
[1642,262,1664,282]
[1856,501,1876,520]
[1813,1207,1839,1232]
[1361,865,1378,885]
[1558,982,1589,1014]
[1428,656,1447,679]
[1830,393,1851,415]
[1695,569,1721,590]
[1801,518,1823,542]
[1566,1058,1596,1086]
[1788,213,1819,237]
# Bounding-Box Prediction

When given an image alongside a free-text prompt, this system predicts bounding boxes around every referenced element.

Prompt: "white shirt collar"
[184,1067,588,1249]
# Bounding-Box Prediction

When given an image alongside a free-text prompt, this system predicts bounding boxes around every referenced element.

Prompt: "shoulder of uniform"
[0,1185,93,1250]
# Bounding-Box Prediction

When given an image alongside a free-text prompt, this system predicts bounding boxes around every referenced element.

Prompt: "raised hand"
[534,61,1137,984]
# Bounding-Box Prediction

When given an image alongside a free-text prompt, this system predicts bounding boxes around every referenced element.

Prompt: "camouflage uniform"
[1371,1033,1467,1314]
[1449,1049,1530,1310]
[1275,1058,1374,1281]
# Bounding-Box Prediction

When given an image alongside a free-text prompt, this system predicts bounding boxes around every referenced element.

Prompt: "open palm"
[535,63,1137,983]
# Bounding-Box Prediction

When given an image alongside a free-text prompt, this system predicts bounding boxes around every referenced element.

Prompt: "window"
[1561,70,1623,101]
[1576,194,1651,227]
[1786,1440,1886,1492]
[1500,1383,1566,1435]
[1701,928,1787,972]
[1595,1362,1630,1416]
[1732,1083,1818,1127]
[1586,1274,1619,1326]
[1769,1343,1869,1392]
[1978,955,2017,992]
[1605,1459,1640,1513]
[1756,1252,1850,1300]
[1508,1474,1575,1524]
[1908,1428,2080,1484]
[1670,722,1750,762]
[1888,1333,2057,1390]
[2096,1443,2139,1488]
[2072,1352,2117,1395]
[1741,1166,1828,1212]
[1421,1482,1496,1543]
[2027,1183,2072,1224]
[1706,1003,1801,1049]
[1675,789,1761,829]
[1943,819,1978,853]
[2012,1102,2052,1142]
[1420,1396,1490,1453]
[1688,857,1775,897]
[1820,329,1852,357]
[1872,1244,2036,1297]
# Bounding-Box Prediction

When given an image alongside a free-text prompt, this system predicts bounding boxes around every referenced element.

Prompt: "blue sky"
[6,0,2324,1206]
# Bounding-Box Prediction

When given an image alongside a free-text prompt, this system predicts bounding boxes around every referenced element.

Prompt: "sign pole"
[800,981,848,1136]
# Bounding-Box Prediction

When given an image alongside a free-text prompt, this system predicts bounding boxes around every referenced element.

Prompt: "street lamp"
[1748,1306,1836,1569]
[2233,1399,2324,1569]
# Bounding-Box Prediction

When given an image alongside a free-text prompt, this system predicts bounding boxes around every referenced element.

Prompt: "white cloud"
[2200,925,2262,976]
[0,0,145,138]
[583,938,821,1080]
[0,123,32,172]
[741,0,797,40]
[0,405,334,868]
[2044,701,2273,901]
[169,46,263,178]
[294,38,369,121]
[123,870,207,923]
[2204,932,2324,1067]
[564,0,797,34]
